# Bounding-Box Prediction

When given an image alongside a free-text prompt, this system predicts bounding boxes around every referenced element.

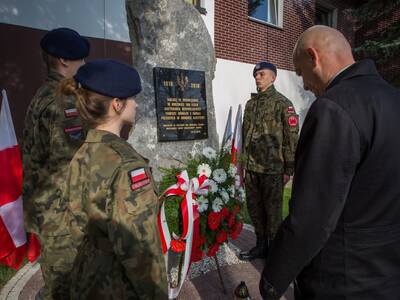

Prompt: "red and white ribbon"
[158,170,209,299]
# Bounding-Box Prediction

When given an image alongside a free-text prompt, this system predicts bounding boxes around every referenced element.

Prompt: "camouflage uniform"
[243,85,298,240]
[22,71,85,299]
[65,129,168,299]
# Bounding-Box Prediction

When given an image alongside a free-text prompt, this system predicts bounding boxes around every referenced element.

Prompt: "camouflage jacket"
[65,129,168,300]
[22,71,85,235]
[243,85,299,175]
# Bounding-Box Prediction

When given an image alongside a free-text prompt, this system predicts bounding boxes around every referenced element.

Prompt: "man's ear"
[306,47,319,67]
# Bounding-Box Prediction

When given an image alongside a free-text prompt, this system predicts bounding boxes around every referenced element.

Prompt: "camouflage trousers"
[245,171,283,240]
[39,234,77,300]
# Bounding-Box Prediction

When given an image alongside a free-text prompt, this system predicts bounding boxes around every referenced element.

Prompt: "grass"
[0,265,18,289]
[0,258,28,289]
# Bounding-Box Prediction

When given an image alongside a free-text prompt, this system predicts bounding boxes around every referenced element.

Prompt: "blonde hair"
[58,78,117,128]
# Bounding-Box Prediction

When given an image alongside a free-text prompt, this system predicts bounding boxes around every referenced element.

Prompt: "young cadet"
[22,27,89,299]
[59,59,168,299]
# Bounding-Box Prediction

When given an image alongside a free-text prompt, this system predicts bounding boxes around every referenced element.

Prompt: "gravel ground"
[169,240,246,286]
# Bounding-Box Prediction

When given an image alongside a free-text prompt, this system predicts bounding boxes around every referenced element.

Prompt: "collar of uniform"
[257,85,276,100]
[47,71,65,83]
[85,129,120,143]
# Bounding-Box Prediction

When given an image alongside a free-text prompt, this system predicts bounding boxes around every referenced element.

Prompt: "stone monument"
[125,0,218,181]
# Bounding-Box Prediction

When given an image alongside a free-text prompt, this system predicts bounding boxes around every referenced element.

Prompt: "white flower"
[213,169,227,183]
[197,163,212,177]
[219,189,230,204]
[235,175,242,187]
[223,140,232,153]
[212,197,224,212]
[228,164,237,178]
[208,179,218,194]
[228,185,235,197]
[196,196,209,213]
[202,147,217,160]
[238,187,246,203]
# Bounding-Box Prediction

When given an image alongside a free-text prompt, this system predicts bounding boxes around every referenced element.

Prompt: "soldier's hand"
[283,174,290,185]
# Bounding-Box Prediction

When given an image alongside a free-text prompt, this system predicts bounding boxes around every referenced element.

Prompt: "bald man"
[259,25,400,300]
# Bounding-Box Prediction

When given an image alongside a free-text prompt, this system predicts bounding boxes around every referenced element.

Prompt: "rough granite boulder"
[125,0,218,181]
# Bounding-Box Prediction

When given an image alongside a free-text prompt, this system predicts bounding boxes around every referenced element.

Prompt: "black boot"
[239,239,267,260]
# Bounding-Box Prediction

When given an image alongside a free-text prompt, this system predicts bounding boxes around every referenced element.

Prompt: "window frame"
[248,0,284,29]
[315,0,338,28]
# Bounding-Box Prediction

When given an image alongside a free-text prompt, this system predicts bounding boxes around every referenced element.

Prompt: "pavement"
[0,226,294,300]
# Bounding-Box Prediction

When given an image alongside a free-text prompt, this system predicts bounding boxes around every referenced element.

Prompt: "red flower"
[220,207,229,218]
[207,243,220,257]
[228,213,236,228]
[230,222,243,240]
[208,212,221,230]
[216,230,228,244]
[191,247,205,262]
[171,240,186,252]
[232,205,241,215]
[193,235,206,248]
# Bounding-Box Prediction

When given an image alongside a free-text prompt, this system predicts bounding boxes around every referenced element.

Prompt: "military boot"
[239,238,267,260]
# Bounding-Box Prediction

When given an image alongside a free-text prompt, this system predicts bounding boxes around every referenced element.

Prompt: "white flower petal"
[213,169,227,183]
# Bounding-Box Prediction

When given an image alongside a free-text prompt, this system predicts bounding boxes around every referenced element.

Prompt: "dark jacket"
[261,60,400,299]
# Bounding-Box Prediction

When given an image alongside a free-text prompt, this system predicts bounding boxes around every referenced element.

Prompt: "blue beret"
[40,28,90,60]
[253,61,277,77]
[74,59,142,98]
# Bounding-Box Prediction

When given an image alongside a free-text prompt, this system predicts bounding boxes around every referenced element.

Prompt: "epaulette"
[107,139,144,164]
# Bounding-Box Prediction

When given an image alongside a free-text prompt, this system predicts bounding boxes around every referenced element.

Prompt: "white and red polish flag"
[221,106,233,152]
[231,105,243,186]
[0,90,40,269]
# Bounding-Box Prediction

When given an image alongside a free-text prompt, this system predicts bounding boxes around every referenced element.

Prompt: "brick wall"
[214,0,355,71]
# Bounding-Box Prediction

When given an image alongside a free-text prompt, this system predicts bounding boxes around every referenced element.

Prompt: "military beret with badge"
[253,61,277,77]
[40,27,90,60]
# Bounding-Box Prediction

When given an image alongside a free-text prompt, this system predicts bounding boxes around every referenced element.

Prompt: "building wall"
[0,0,132,140]
[1,0,355,145]
[214,0,355,71]
[211,0,358,142]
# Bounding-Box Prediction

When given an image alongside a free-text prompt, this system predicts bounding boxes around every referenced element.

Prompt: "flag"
[221,107,233,151]
[231,105,243,186]
[0,90,40,269]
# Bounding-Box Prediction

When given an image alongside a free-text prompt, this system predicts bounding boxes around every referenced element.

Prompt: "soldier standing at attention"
[239,62,299,261]
[59,59,168,299]
[22,28,89,299]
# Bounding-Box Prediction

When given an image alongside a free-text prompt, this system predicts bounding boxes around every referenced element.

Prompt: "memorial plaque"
[154,67,208,142]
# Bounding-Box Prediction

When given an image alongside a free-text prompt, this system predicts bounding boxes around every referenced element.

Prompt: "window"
[315,0,337,27]
[186,0,207,14]
[248,0,283,27]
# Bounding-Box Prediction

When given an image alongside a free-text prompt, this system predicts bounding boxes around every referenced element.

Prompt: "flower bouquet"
[158,143,245,297]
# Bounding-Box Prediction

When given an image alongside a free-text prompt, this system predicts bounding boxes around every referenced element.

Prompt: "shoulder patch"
[288,115,298,127]
[129,168,150,191]
[287,106,295,114]
[64,125,83,140]
[64,108,78,118]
